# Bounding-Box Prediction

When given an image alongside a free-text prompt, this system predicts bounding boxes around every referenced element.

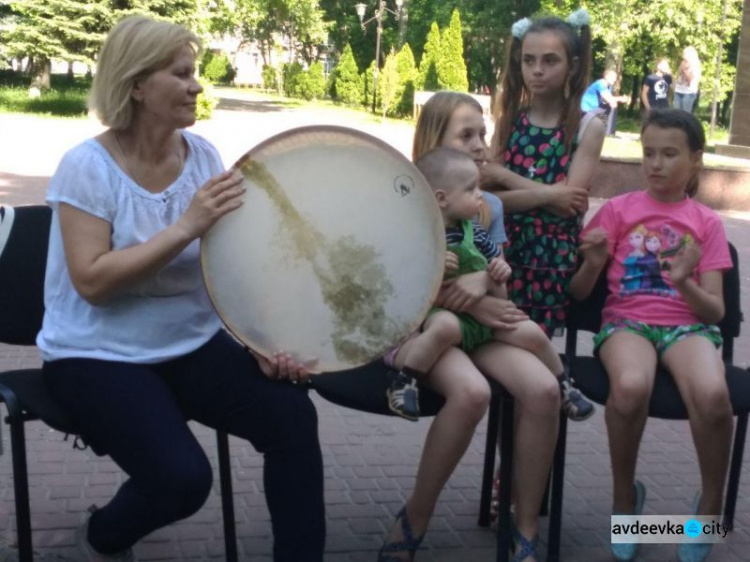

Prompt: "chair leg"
[216,430,238,562]
[547,415,567,562]
[9,418,33,562]
[496,394,514,562]
[539,474,551,517]
[479,394,500,527]
[724,412,748,530]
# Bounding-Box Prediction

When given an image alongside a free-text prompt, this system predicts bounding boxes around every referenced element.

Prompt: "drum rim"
[200,124,446,371]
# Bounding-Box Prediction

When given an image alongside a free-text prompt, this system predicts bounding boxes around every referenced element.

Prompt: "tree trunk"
[30,57,51,90]
[67,61,75,81]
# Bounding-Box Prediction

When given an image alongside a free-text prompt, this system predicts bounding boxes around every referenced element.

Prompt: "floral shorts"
[593,319,722,356]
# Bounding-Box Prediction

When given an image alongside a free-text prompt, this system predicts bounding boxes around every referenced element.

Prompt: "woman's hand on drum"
[255,352,317,384]
[177,170,245,239]
[437,270,490,312]
[466,296,528,331]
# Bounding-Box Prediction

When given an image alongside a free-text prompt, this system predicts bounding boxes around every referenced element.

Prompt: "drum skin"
[201,126,445,372]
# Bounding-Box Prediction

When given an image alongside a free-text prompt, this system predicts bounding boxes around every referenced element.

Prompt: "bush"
[262,65,281,92]
[196,77,218,120]
[298,62,326,100]
[330,44,362,105]
[282,62,304,97]
[201,51,235,85]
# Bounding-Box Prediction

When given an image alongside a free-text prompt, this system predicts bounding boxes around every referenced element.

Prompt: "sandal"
[511,526,540,562]
[489,477,500,525]
[378,505,425,562]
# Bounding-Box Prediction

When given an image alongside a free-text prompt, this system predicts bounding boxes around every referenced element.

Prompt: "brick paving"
[0,96,749,561]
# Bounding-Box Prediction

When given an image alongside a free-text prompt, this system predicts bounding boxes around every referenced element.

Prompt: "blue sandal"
[611,479,647,562]
[511,526,540,562]
[378,506,425,561]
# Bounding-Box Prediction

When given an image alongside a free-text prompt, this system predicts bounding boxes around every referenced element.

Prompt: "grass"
[0,72,89,117]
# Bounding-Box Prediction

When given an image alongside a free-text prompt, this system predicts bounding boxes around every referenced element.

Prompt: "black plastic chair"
[547,242,750,561]
[0,205,239,562]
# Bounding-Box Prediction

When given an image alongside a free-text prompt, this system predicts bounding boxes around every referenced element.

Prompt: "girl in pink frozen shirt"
[570,109,732,562]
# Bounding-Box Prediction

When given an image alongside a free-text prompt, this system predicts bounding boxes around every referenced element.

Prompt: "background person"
[641,58,673,111]
[673,46,702,113]
[581,69,629,136]
[38,16,325,562]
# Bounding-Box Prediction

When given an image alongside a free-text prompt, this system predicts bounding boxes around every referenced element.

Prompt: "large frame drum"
[201,126,445,372]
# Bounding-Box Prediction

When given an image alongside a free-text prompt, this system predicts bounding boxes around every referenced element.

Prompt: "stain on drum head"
[201,125,445,372]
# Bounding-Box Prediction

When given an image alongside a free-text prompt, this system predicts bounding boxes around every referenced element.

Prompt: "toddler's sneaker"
[559,373,594,421]
[386,370,420,421]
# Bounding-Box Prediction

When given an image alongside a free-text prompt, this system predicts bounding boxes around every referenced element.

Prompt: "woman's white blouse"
[37,131,224,363]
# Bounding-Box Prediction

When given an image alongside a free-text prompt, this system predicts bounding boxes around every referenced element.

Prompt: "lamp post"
[355,0,403,113]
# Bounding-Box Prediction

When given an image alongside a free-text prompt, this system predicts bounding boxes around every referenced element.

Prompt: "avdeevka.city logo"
[684,519,702,538]
[611,515,731,544]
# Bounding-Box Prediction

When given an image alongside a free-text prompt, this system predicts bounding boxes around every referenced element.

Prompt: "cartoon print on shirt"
[639,231,670,290]
[621,224,647,292]
[619,224,693,297]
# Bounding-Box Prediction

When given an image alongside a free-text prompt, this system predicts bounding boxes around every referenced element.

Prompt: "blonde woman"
[673,46,701,113]
[39,16,324,562]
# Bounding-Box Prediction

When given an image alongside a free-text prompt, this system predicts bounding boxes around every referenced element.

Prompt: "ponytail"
[491,14,592,159]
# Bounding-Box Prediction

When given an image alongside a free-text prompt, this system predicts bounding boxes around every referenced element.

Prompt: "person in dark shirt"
[641,58,673,111]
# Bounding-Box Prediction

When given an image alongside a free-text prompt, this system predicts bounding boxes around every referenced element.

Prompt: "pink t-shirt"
[583,190,731,327]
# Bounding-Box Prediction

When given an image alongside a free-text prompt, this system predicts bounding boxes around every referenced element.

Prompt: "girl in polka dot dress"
[481,12,605,421]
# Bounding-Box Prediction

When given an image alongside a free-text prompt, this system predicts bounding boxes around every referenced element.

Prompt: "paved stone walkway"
[0,93,748,561]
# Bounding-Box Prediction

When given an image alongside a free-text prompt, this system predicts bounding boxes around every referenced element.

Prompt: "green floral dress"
[502,111,581,337]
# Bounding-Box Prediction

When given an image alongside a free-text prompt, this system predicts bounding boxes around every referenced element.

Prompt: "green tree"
[282,61,304,96]
[394,43,418,116]
[539,0,742,114]
[3,0,110,89]
[378,48,400,117]
[330,43,362,104]
[437,9,468,92]
[298,61,326,99]
[362,59,377,108]
[417,22,441,91]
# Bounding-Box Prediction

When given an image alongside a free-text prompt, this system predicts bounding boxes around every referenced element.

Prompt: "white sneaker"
[75,507,136,562]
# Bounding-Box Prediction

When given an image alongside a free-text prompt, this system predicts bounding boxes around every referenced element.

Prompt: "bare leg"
[472,342,559,552]
[393,311,462,375]
[381,347,490,559]
[599,331,657,513]
[493,320,564,376]
[661,336,732,515]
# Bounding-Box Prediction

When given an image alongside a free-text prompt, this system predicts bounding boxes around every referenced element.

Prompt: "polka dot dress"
[502,111,582,337]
